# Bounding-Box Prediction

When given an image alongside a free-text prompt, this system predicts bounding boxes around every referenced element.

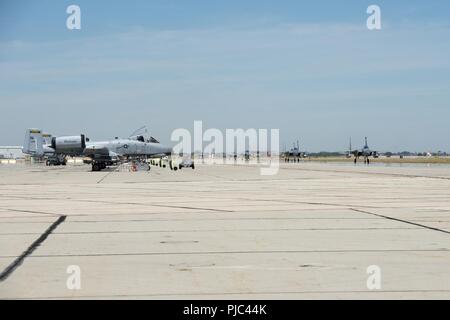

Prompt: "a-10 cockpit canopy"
[128,126,160,144]
[128,135,160,144]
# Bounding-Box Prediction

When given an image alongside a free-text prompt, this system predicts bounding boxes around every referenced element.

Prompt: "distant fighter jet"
[349,137,378,164]
[284,140,307,162]
[23,128,172,171]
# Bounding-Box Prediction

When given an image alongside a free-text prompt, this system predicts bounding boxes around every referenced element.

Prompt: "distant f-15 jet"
[23,128,172,171]
[348,137,378,164]
[283,140,307,162]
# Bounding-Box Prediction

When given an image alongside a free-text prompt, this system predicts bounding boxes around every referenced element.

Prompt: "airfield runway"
[1,161,450,299]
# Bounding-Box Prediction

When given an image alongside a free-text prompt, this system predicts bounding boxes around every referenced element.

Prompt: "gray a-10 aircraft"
[23,128,172,171]
[348,137,378,164]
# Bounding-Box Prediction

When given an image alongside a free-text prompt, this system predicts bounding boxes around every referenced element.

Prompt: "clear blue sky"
[1,0,450,152]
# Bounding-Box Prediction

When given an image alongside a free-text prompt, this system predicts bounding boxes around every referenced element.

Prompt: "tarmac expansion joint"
[0,215,67,282]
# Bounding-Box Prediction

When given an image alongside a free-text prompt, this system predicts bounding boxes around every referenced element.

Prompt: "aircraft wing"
[349,150,362,157]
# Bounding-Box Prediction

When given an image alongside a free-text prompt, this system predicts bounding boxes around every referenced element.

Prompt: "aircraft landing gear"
[92,162,107,171]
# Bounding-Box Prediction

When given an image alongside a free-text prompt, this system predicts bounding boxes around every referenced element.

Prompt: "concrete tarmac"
[1,162,450,299]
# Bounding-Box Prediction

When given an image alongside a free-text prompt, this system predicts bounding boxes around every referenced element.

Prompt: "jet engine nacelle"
[51,135,86,155]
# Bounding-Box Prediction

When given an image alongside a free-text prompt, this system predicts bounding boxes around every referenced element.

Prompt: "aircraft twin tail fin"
[23,129,44,156]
